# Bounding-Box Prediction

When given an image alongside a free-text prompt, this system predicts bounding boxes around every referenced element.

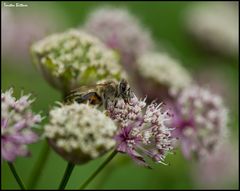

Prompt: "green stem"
[27,141,51,189]
[58,162,75,190]
[8,162,26,190]
[79,150,118,190]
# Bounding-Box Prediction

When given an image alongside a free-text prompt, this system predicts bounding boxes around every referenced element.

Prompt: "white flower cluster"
[83,7,154,67]
[185,2,238,57]
[174,85,229,158]
[31,29,126,93]
[137,52,192,94]
[44,103,117,164]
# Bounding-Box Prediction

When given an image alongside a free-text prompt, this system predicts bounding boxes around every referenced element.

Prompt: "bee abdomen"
[65,92,102,105]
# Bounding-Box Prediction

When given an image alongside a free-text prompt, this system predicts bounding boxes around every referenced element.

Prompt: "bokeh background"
[1,1,239,189]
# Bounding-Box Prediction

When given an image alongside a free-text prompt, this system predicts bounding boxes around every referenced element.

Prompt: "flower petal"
[1,141,17,162]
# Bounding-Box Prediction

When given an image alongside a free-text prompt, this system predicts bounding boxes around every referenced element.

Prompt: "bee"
[64,79,133,108]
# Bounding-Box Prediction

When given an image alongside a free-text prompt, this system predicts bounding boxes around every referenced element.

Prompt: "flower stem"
[27,140,51,189]
[79,150,118,190]
[8,162,26,190]
[58,162,75,190]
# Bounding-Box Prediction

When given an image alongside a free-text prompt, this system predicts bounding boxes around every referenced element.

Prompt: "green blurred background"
[1,1,239,189]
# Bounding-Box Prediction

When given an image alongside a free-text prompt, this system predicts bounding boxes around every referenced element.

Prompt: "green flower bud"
[31,29,126,94]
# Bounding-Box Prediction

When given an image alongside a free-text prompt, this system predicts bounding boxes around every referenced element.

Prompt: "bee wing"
[68,82,113,94]
[65,84,101,101]
[69,85,93,94]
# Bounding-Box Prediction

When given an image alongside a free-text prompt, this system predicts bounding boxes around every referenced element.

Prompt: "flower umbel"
[83,7,154,69]
[170,85,229,159]
[1,88,42,162]
[107,96,175,168]
[44,103,117,164]
[136,52,192,100]
[31,29,126,94]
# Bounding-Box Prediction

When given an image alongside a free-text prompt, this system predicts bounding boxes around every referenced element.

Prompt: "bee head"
[119,79,133,102]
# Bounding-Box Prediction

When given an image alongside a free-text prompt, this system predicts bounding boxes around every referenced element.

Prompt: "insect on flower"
[64,79,134,108]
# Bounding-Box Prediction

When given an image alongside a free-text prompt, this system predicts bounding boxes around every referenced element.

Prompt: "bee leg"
[97,102,103,109]
[104,99,108,109]
[90,92,102,105]
[102,92,107,109]
[113,99,118,107]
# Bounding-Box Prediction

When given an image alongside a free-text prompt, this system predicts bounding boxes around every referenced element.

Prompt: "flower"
[83,7,154,72]
[44,103,117,164]
[136,52,192,101]
[185,2,238,57]
[1,88,42,162]
[31,29,126,94]
[170,85,229,160]
[191,141,238,189]
[107,95,175,168]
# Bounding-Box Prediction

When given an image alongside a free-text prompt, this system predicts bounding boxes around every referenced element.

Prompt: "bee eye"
[120,83,127,93]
